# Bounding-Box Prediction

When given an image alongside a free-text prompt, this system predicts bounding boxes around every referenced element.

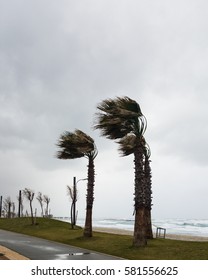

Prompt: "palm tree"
[118,134,153,239]
[56,129,98,237]
[94,96,152,247]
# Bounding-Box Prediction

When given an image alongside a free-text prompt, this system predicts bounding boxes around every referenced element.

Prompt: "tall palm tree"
[117,134,153,239]
[56,129,98,237]
[94,96,151,247]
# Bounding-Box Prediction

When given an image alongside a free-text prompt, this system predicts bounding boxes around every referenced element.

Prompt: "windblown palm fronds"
[56,129,97,237]
[94,96,152,247]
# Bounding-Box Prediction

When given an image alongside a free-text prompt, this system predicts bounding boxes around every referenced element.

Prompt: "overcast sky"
[0,0,208,220]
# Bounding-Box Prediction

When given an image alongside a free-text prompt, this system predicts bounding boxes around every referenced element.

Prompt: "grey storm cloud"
[0,0,208,219]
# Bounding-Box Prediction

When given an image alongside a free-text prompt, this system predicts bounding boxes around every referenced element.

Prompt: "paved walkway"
[0,229,122,260]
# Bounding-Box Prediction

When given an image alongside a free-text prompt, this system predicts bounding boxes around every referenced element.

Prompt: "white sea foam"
[56,217,208,237]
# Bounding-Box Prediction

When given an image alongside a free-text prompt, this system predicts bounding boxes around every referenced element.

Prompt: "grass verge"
[0,217,208,260]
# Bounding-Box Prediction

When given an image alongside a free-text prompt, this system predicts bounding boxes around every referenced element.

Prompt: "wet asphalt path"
[0,229,122,260]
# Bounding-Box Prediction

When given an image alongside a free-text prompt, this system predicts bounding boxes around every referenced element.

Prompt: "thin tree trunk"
[41,205,44,217]
[84,156,95,237]
[70,202,74,229]
[8,203,11,219]
[30,201,34,225]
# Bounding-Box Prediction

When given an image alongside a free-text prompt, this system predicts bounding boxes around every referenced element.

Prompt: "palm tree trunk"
[84,207,93,237]
[144,155,153,239]
[133,207,147,246]
[133,138,147,247]
[146,208,153,239]
[84,156,95,237]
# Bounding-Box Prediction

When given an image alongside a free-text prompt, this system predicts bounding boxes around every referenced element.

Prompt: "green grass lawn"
[0,217,208,260]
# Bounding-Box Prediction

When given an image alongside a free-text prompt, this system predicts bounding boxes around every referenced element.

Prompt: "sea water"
[56,217,208,237]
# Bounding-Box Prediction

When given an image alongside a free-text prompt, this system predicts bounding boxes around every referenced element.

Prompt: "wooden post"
[18,190,22,218]
[0,196,2,218]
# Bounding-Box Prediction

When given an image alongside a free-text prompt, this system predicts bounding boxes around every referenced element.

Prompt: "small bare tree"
[67,185,77,229]
[43,195,50,217]
[3,197,12,218]
[36,192,44,217]
[23,188,35,225]
[11,202,15,218]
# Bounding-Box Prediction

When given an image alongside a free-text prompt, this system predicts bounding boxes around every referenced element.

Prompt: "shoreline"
[93,226,208,242]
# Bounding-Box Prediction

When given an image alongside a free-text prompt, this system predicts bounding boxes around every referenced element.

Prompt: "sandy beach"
[93,226,208,242]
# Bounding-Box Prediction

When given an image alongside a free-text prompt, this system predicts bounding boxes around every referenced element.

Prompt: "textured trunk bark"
[144,156,153,239]
[83,156,95,237]
[146,208,153,239]
[84,207,93,237]
[133,207,147,246]
[133,137,147,247]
